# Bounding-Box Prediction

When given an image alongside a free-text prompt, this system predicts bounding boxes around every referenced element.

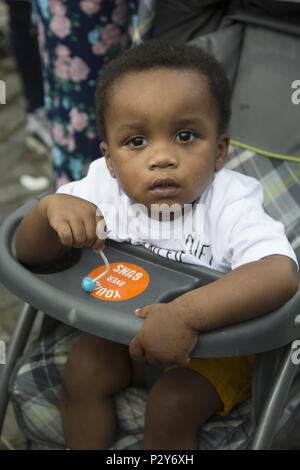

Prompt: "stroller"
[0,0,300,450]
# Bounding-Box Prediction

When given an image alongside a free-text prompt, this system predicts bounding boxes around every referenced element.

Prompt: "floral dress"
[32,0,139,187]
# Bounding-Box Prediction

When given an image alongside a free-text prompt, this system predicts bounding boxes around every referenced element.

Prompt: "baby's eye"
[176,131,196,142]
[127,136,147,147]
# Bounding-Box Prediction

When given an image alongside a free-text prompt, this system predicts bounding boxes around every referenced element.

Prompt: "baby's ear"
[215,133,230,171]
[100,142,116,178]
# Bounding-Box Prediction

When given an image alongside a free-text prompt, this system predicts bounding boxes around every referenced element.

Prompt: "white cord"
[93,251,110,281]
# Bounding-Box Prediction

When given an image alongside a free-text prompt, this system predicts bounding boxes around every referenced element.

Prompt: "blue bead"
[82,276,96,292]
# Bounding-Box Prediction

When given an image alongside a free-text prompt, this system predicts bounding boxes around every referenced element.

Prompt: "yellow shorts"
[168,355,255,416]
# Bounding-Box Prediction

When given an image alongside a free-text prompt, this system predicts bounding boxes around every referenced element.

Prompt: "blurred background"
[0,0,53,449]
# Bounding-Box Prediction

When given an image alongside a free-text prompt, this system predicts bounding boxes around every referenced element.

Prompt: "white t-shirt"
[57,157,298,273]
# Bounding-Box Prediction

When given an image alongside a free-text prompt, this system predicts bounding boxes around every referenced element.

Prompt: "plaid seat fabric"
[9,324,252,450]
[8,144,299,449]
[226,144,300,260]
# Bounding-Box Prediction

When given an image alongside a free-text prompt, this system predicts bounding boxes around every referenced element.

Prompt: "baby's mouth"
[150,177,180,196]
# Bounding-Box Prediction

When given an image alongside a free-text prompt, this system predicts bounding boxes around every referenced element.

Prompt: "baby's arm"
[15,193,105,267]
[175,254,298,331]
[130,255,298,366]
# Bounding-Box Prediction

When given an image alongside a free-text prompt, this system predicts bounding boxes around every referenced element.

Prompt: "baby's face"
[101,68,229,217]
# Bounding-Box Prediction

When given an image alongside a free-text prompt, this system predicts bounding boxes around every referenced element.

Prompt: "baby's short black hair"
[96,40,231,140]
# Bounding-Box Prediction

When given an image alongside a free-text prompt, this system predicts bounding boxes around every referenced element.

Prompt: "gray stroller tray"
[1,195,300,359]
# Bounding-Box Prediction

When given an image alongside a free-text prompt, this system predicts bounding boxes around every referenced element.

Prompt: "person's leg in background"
[6,0,52,155]
[32,0,139,188]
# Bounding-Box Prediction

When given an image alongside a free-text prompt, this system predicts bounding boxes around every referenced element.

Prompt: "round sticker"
[87,262,149,301]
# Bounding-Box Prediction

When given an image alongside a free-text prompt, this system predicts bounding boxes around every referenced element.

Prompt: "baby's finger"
[56,221,74,247]
[173,355,191,368]
[68,220,87,248]
[96,217,109,241]
[129,336,146,362]
[84,216,98,246]
[134,307,148,318]
[91,237,105,253]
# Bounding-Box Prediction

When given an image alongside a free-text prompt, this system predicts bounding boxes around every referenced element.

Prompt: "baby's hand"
[129,302,199,368]
[40,193,106,252]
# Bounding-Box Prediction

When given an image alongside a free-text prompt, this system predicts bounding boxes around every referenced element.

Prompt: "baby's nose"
[148,145,178,169]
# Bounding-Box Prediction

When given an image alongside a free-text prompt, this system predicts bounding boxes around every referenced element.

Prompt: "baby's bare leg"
[143,367,223,450]
[60,333,145,449]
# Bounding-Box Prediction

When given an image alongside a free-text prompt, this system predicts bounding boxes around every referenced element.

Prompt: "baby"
[15,40,299,450]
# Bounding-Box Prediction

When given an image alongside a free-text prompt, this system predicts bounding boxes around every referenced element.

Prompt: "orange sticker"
[88,262,150,301]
